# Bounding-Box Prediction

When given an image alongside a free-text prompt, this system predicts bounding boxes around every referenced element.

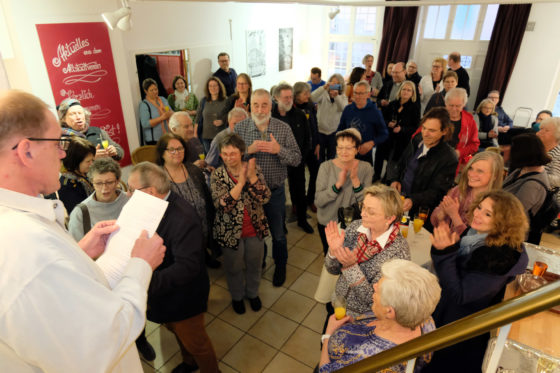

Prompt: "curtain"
[474,4,532,107]
[376,5,419,75]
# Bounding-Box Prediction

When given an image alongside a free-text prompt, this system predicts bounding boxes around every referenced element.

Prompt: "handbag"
[337,191,361,229]
[314,263,339,303]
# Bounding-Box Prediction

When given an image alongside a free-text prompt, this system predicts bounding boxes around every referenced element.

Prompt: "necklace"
[164,164,190,201]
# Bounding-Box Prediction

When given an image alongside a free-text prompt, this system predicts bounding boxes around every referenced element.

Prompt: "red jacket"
[411,110,479,174]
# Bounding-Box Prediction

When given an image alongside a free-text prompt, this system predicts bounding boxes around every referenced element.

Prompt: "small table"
[400,225,432,265]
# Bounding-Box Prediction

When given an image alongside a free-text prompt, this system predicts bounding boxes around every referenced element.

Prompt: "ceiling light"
[102,6,131,31]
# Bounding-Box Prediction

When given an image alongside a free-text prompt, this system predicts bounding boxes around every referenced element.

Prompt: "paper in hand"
[96,190,168,288]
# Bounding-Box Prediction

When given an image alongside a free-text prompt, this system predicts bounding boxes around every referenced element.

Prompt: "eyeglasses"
[354,91,368,96]
[127,185,149,194]
[166,147,185,154]
[93,180,118,188]
[12,136,71,151]
[336,146,356,151]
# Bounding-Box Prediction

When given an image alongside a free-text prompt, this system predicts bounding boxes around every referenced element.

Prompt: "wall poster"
[246,30,266,78]
[279,27,293,72]
[36,22,131,165]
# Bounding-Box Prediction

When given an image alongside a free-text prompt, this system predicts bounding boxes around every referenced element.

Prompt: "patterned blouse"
[325,220,411,316]
[170,177,208,242]
[210,164,271,249]
[319,313,436,373]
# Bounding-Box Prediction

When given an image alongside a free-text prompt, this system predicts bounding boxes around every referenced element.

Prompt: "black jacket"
[387,134,458,217]
[272,105,311,161]
[382,99,421,162]
[294,101,319,150]
[147,191,210,323]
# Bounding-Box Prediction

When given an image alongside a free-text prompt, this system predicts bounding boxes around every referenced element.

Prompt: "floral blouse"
[210,164,271,249]
[320,313,436,373]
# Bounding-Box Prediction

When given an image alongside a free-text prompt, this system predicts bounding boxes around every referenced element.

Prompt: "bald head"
[0,90,50,150]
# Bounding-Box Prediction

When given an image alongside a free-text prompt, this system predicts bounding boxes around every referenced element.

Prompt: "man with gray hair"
[127,162,219,373]
[235,88,301,286]
[337,81,388,166]
[0,90,165,371]
[169,111,205,167]
[272,82,314,234]
[206,107,249,168]
[378,62,406,108]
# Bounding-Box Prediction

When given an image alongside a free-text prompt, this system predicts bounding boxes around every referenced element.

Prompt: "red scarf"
[354,224,400,264]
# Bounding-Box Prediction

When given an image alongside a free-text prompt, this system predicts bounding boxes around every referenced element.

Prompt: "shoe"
[273,265,286,287]
[136,337,156,361]
[309,203,317,213]
[248,296,262,311]
[171,362,199,373]
[298,220,314,234]
[232,299,246,314]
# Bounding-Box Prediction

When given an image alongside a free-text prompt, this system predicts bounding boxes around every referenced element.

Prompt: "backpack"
[527,179,560,240]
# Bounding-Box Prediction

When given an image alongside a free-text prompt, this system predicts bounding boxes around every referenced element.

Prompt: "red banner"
[36,22,131,165]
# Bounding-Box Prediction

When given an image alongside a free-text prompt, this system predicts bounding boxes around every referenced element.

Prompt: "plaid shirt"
[234,117,301,189]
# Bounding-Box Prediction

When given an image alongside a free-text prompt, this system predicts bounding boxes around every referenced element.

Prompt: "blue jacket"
[337,100,388,161]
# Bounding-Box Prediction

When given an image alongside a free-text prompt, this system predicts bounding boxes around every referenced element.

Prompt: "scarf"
[173,89,189,110]
[477,113,494,133]
[355,224,400,263]
[458,228,487,260]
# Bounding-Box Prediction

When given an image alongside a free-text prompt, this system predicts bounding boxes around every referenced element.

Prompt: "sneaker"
[298,220,314,234]
[232,299,246,314]
[273,265,286,287]
[248,296,262,311]
[135,337,156,361]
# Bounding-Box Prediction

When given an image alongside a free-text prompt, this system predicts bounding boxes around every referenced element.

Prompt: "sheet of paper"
[96,190,168,288]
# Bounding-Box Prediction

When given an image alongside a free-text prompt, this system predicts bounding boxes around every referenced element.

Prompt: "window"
[480,4,499,40]
[553,91,560,117]
[424,6,450,39]
[451,5,481,40]
[325,6,382,76]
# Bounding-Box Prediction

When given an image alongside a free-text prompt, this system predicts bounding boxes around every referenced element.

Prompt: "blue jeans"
[263,186,288,266]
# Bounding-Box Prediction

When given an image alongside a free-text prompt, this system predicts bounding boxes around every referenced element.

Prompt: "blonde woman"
[474,98,499,149]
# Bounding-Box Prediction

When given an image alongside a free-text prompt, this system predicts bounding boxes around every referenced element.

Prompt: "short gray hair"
[445,87,468,106]
[353,80,370,92]
[130,161,170,194]
[169,111,192,131]
[541,117,560,143]
[328,73,346,93]
[228,107,249,122]
[406,60,417,68]
[378,259,441,329]
[251,88,272,104]
[293,82,311,98]
[273,83,293,98]
[88,158,121,180]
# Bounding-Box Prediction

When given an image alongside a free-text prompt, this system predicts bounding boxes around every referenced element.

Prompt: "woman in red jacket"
[444,88,479,174]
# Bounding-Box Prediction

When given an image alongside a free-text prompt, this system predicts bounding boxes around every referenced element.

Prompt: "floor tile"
[214,273,229,289]
[219,361,240,373]
[286,226,306,246]
[262,263,303,288]
[142,360,157,373]
[290,271,320,299]
[204,312,215,326]
[259,279,287,309]
[207,264,226,284]
[295,233,325,254]
[287,247,319,270]
[218,302,267,332]
[270,289,316,323]
[302,302,328,333]
[281,326,321,368]
[247,310,298,349]
[205,318,244,359]
[307,254,326,276]
[207,284,232,316]
[145,320,159,337]
[147,325,180,370]
[222,334,277,373]
[157,351,182,373]
[262,352,313,373]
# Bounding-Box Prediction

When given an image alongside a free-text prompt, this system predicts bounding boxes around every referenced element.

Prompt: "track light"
[102,5,132,31]
[328,7,340,20]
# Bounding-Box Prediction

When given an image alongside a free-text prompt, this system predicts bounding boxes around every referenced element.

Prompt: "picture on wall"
[279,27,293,72]
[246,30,266,78]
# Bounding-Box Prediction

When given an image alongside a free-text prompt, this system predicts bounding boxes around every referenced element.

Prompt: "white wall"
[1,0,327,152]
[503,3,560,119]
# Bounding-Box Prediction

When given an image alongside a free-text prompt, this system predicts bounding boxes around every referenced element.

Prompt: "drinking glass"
[413,214,424,234]
[343,207,354,227]
[418,207,429,222]
[101,140,109,149]
[533,261,548,277]
[332,295,347,320]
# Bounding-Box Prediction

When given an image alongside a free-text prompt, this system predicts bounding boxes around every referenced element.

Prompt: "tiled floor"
[139,207,560,373]
[141,211,325,373]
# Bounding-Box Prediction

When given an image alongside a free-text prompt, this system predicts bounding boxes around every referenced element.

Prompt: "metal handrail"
[339,280,560,373]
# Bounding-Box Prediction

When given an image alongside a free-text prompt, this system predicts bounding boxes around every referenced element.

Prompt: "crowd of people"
[0,49,558,373]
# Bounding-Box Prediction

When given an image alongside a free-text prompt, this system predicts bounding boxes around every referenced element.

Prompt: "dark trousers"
[319,133,337,162]
[317,223,328,255]
[288,163,308,223]
[373,142,391,182]
[165,313,220,373]
[306,152,320,207]
[263,186,288,266]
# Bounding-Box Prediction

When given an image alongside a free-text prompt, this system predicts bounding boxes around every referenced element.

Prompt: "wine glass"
[342,207,354,228]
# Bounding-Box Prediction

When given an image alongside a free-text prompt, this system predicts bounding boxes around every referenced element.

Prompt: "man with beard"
[234,89,301,287]
[272,83,314,234]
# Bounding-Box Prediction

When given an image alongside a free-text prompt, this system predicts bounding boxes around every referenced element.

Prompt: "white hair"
[168,111,192,131]
[353,80,370,92]
[444,87,468,106]
[541,117,560,143]
[378,259,441,329]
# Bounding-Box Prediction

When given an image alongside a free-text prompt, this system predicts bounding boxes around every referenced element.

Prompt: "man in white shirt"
[0,90,166,372]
